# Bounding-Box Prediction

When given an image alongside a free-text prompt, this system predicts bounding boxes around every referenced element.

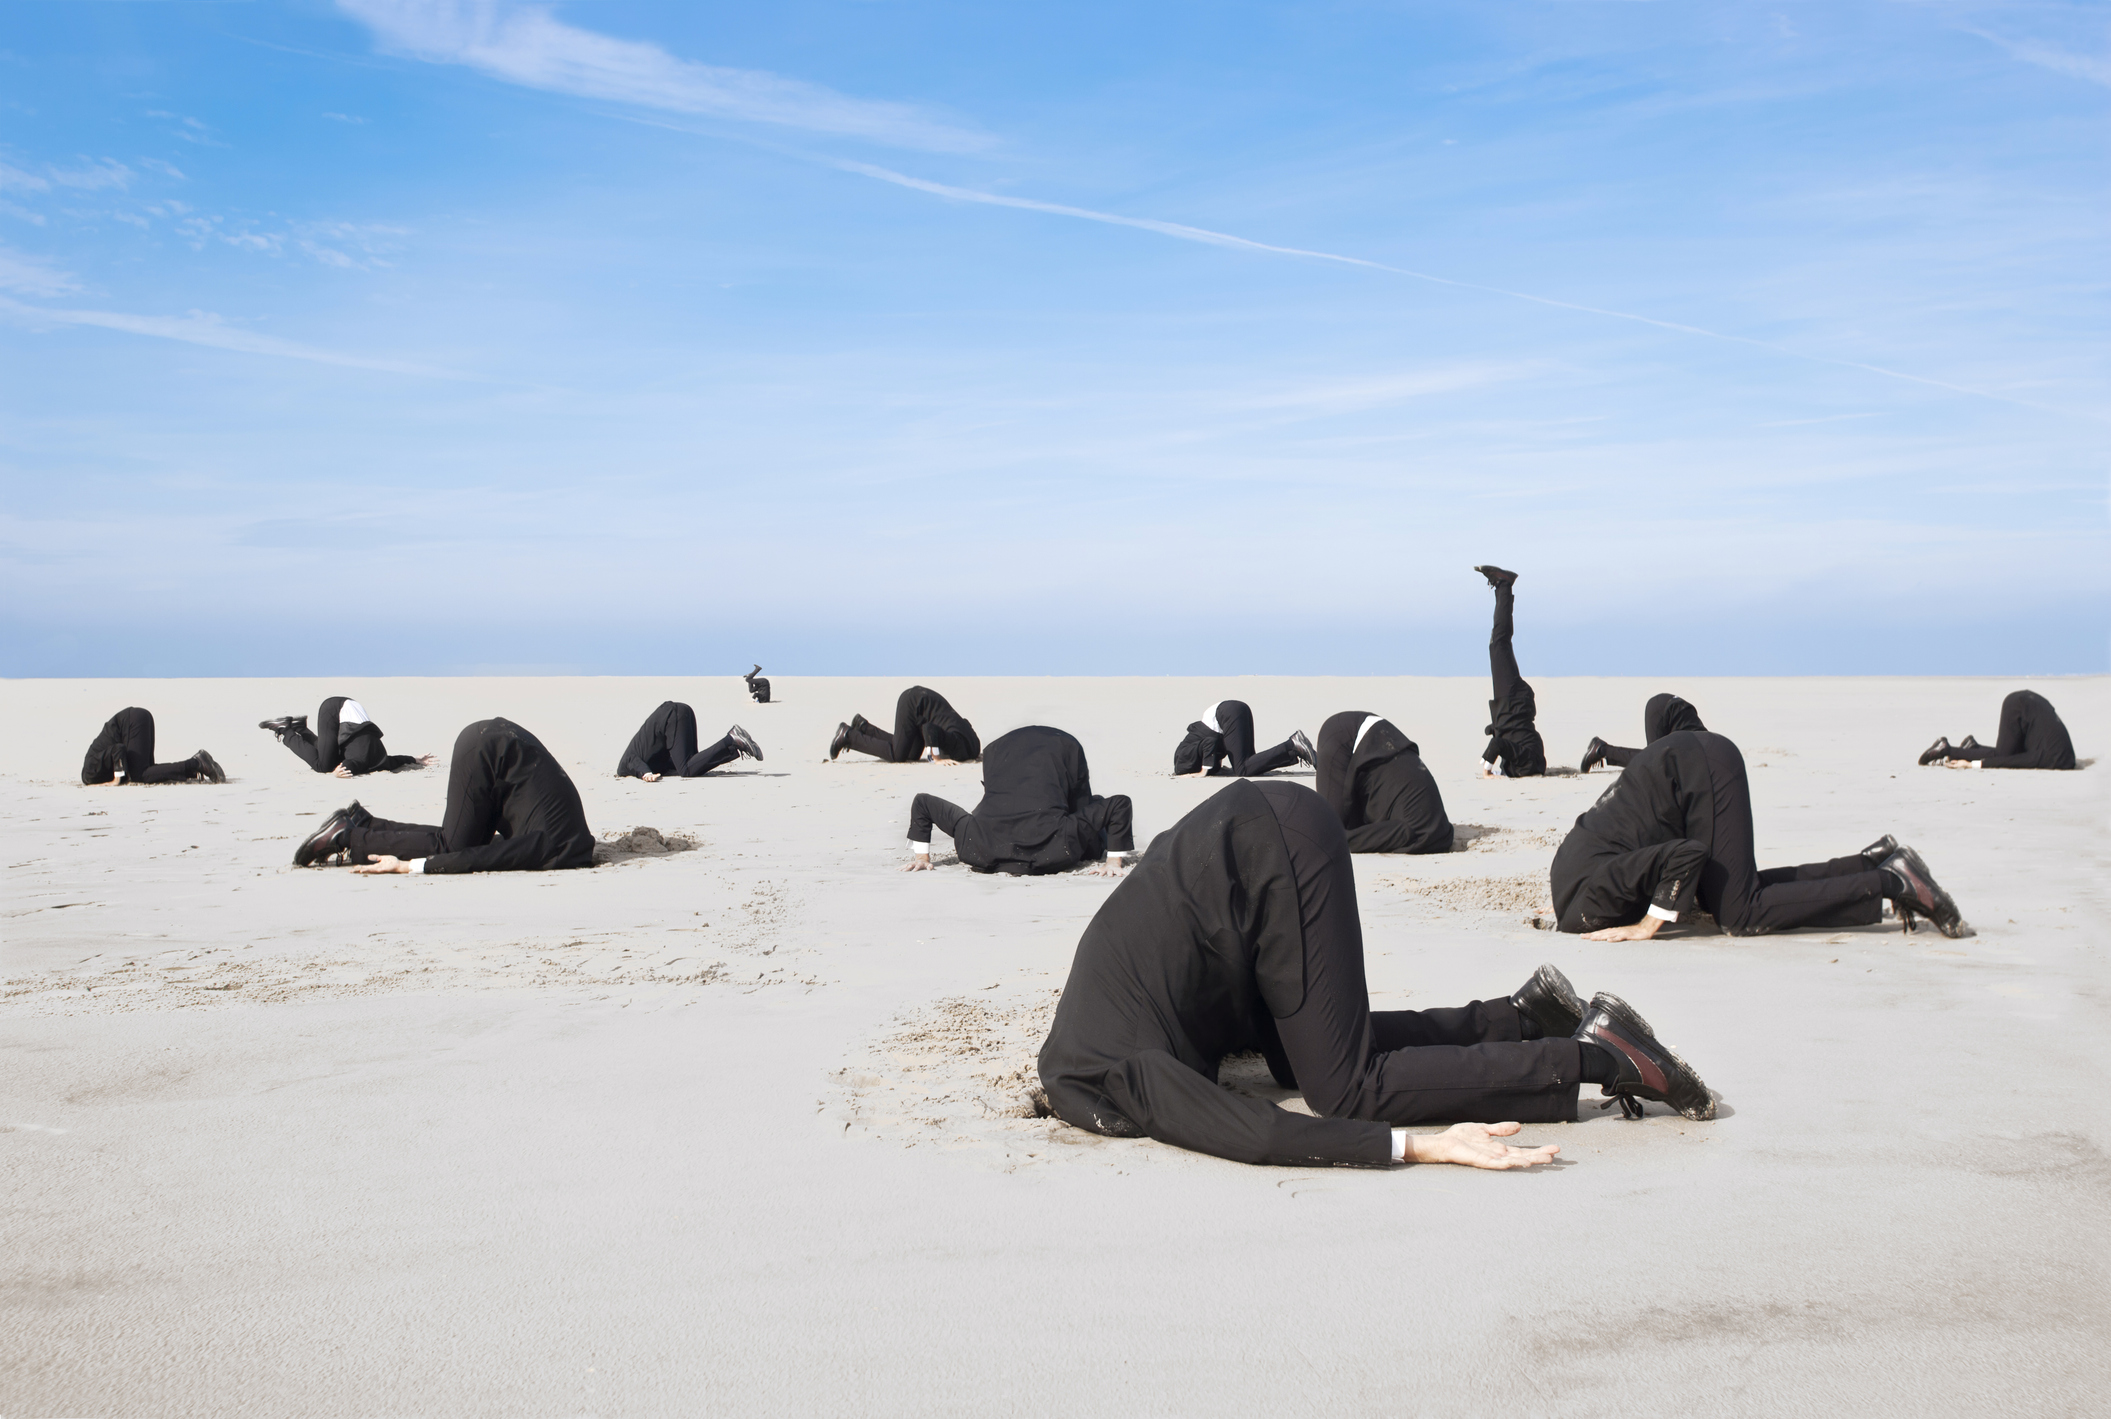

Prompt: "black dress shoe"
[728,724,763,762]
[1574,993,1715,1121]
[1472,564,1518,588]
[1917,736,1951,766]
[1857,834,1898,867]
[1957,735,1981,753]
[1580,736,1610,773]
[293,805,356,867]
[1511,963,1588,1039]
[259,715,306,734]
[1288,729,1317,767]
[1880,845,1970,938]
[193,750,227,784]
[828,722,852,761]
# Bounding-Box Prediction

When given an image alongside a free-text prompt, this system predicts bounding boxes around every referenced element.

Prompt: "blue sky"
[1,1,2105,676]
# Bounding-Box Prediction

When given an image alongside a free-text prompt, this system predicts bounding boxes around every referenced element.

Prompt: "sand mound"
[595,826,701,863]
[1385,872,1551,916]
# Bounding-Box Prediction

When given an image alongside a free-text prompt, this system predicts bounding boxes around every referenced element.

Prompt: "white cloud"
[0,200,44,226]
[0,294,456,377]
[48,159,132,191]
[138,157,187,180]
[322,112,371,124]
[0,162,49,193]
[337,0,988,152]
[1966,27,2111,86]
[0,246,77,297]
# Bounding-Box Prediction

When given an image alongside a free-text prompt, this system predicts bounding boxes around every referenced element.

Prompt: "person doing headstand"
[905,726,1132,876]
[1475,565,1545,777]
[1037,779,1715,1168]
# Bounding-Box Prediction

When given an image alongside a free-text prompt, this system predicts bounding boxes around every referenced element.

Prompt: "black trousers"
[1598,743,1641,768]
[910,792,1136,871]
[98,708,201,784]
[1209,700,1300,776]
[1483,584,1546,775]
[621,702,738,777]
[846,687,968,762]
[1255,781,1581,1124]
[1695,736,1885,934]
[1490,585,1523,706]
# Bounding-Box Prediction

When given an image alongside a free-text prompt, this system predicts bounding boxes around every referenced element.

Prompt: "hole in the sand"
[593,827,701,864]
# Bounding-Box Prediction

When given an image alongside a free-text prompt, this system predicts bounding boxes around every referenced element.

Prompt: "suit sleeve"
[1100,1049,1392,1167]
[421,831,560,875]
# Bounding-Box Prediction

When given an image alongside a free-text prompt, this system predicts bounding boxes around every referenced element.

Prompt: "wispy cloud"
[836,160,2106,424]
[137,157,187,180]
[322,111,371,124]
[1965,26,2111,86]
[0,295,456,377]
[0,162,49,193]
[1253,363,1540,413]
[47,158,132,191]
[144,112,227,147]
[0,246,77,297]
[338,0,988,152]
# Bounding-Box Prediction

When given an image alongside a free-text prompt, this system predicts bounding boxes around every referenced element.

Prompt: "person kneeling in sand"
[1553,727,1968,938]
[1314,710,1453,853]
[1037,779,1713,1168]
[616,701,761,780]
[82,707,225,785]
[1578,692,1705,774]
[1918,689,2077,772]
[291,717,594,875]
[259,696,432,778]
[1172,699,1316,777]
[905,726,1132,877]
[829,685,979,764]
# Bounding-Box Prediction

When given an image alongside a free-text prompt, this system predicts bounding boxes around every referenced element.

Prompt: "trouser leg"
[311,697,347,774]
[845,715,902,761]
[1700,739,1884,934]
[1217,702,1257,768]
[345,816,446,862]
[1255,780,1581,1125]
[280,724,323,770]
[680,736,739,776]
[117,707,199,783]
[889,688,931,761]
[666,703,699,770]
[1235,740,1300,775]
[1490,584,1522,705]
[1991,691,2030,759]
[1077,795,1135,853]
[1603,743,1641,768]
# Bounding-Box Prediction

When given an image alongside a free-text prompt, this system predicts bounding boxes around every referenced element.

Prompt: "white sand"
[4,674,2106,1415]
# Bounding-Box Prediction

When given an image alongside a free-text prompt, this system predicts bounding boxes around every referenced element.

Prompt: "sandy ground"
[4,673,2106,1417]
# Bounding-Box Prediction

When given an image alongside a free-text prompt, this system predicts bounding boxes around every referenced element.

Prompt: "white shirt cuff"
[1646,902,1678,922]
[1391,1128,1408,1162]
[1970,760,1982,769]
[911,840,930,855]
[409,858,427,875]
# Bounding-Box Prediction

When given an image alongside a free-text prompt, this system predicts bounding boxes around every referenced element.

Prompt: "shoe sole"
[1586,993,1714,1121]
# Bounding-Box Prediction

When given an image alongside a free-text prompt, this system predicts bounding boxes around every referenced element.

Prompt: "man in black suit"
[830,685,980,764]
[904,726,1131,876]
[1314,710,1453,854]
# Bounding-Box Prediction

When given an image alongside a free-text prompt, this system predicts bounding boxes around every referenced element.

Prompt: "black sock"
[1578,1042,1621,1086]
[1880,868,1908,897]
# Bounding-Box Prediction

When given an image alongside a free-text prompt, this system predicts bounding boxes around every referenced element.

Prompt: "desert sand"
[4,673,2106,1416]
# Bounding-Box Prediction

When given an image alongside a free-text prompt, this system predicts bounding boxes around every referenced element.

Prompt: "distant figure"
[744,665,771,704]
[1580,693,1706,774]
[260,697,430,777]
[616,701,761,780]
[82,707,224,786]
[1552,729,1968,938]
[829,685,980,764]
[292,717,594,875]
[1172,699,1316,777]
[1037,780,1714,1168]
[1476,565,1545,777]
[1919,690,2076,771]
[1314,711,1453,854]
[905,726,1132,876]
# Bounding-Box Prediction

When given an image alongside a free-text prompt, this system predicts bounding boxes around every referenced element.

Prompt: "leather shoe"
[293,804,359,867]
[1511,963,1588,1039]
[1917,736,1951,766]
[193,750,227,784]
[1880,845,1970,938]
[728,724,764,762]
[1574,993,1714,1121]
[1288,729,1317,767]
[1858,834,1898,866]
[259,715,306,734]
[828,722,852,761]
[1579,736,1611,773]
[1472,564,1518,588]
